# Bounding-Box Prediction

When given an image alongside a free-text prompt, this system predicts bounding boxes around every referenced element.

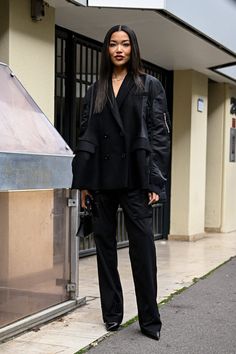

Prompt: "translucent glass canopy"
[0,63,72,156]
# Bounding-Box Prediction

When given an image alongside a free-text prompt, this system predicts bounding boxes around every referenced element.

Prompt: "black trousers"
[92,189,162,333]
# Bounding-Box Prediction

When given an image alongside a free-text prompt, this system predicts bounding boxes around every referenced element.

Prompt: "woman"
[72,25,170,340]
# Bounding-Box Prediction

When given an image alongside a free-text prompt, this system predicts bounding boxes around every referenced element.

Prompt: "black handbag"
[76,195,93,238]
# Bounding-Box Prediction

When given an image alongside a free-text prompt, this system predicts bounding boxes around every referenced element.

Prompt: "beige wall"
[170,70,208,240]
[205,83,225,230]
[221,85,236,232]
[189,72,208,234]
[0,0,55,122]
[205,84,236,233]
[170,71,191,236]
[0,0,10,64]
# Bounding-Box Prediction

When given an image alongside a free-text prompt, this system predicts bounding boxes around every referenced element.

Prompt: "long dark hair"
[94,25,144,113]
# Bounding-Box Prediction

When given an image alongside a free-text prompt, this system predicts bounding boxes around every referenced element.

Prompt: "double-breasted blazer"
[72,73,171,196]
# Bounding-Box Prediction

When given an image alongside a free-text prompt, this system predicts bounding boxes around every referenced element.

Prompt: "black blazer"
[72,73,170,196]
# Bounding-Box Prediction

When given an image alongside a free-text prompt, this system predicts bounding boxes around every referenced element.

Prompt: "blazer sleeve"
[148,78,171,195]
[71,84,95,189]
[79,85,93,138]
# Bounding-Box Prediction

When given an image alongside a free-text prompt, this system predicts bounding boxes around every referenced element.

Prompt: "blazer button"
[104,154,110,160]
[104,134,108,139]
[121,153,126,159]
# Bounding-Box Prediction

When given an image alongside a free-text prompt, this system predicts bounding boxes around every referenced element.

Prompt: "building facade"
[1,0,236,339]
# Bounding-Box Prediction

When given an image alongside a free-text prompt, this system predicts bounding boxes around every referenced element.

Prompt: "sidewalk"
[0,232,236,353]
[88,256,236,354]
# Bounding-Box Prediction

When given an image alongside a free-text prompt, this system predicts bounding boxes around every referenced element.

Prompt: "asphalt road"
[86,257,236,354]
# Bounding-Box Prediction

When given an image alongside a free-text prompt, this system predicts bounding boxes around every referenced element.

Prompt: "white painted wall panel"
[88,0,165,9]
[72,0,87,5]
[166,0,236,53]
[217,66,236,80]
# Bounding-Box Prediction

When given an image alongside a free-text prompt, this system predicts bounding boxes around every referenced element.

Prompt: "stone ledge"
[205,227,221,233]
[168,233,206,241]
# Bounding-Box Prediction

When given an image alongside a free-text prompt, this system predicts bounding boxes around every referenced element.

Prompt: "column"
[169,70,208,241]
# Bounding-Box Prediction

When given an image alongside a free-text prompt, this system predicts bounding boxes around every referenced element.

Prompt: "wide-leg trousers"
[92,189,162,333]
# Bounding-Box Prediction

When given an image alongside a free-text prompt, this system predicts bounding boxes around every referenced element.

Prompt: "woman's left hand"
[148,192,159,205]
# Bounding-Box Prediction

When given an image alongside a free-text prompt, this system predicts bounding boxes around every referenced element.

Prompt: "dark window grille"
[55,30,68,143]
[55,26,172,257]
[73,37,101,149]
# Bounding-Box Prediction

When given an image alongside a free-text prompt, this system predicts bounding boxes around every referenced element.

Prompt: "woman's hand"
[81,189,93,209]
[148,192,159,205]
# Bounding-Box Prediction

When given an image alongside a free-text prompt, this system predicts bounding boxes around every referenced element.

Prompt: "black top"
[72,73,171,196]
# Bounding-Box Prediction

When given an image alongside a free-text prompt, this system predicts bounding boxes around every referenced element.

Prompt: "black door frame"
[55,26,173,255]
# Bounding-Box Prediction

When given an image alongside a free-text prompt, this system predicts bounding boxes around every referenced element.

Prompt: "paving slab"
[87,257,236,354]
[1,232,236,354]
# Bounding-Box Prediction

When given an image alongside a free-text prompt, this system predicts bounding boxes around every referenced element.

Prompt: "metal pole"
[68,189,80,300]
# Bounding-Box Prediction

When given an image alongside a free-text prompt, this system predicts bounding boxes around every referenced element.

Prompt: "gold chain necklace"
[112,74,126,81]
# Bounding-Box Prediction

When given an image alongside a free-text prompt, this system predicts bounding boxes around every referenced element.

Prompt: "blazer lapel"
[107,82,125,135]
[107,74,135,134]
[116,73,135,109]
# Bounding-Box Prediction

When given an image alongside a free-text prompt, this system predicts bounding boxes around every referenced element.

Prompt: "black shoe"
[141,328,161,341]
[105,322,120,331]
